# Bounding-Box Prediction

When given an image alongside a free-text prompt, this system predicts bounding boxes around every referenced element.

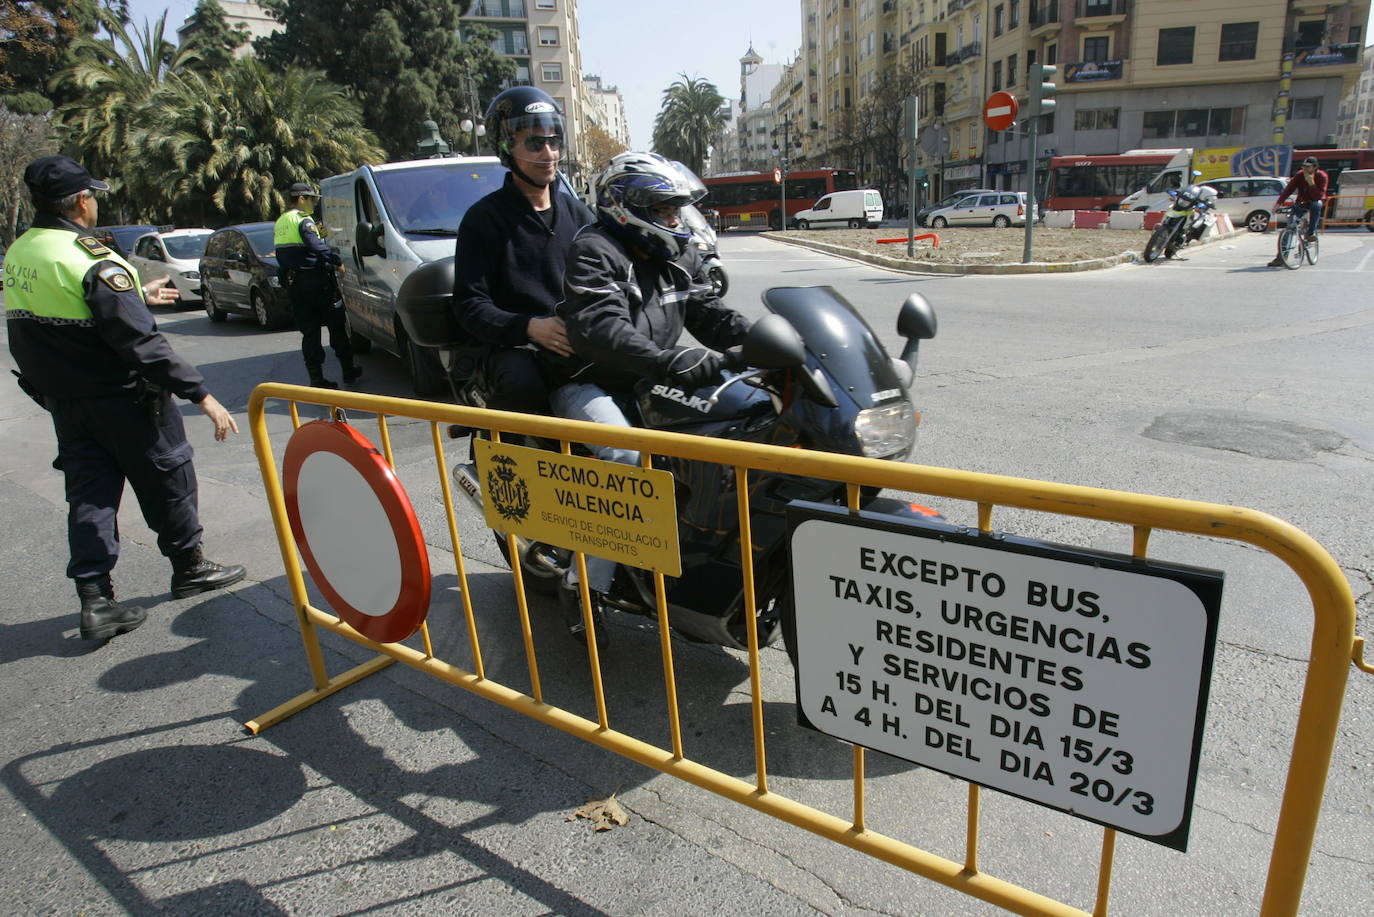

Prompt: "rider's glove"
[655,347,724,390]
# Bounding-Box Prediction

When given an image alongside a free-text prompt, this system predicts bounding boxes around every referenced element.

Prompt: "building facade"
[174,0,282,55]
[582,74,632,149]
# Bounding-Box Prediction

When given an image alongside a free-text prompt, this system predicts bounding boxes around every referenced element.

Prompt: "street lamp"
[771,113,803,231]
[1360,125,1370,149]
[459,116,486,156]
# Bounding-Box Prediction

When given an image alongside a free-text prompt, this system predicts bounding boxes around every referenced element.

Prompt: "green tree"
[651,75,726,176]
[180,0,249,73]
[0,0,103,113]
[0,106,57,245]
[133,59,384,225]
[51,6,195,199]
[256,0,513,161]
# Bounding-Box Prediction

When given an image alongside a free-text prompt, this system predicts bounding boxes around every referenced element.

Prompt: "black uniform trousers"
[48,392,202,581]
[289,270,352,375]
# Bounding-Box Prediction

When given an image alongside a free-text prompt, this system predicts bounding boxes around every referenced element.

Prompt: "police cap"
[24,156,111,198]
[288,182,320,198]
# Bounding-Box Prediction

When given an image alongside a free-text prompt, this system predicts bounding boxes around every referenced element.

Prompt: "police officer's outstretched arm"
[86,262,238,440]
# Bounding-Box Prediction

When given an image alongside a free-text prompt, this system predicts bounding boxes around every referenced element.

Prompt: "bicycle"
[1276,205,1320,269]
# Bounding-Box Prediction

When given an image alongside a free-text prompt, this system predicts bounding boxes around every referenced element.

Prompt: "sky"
[121,0,1374,150]
[123,0,803,149]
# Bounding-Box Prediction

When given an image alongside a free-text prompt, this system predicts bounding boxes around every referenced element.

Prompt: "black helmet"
[484,86,566,170]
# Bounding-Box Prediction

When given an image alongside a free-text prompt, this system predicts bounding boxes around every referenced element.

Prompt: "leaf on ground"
[568,794,630,831]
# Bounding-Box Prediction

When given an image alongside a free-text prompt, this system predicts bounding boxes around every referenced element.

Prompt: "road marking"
[1357,249,1374,272]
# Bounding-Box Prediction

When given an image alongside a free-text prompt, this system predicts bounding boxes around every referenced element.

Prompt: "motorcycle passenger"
[552,151,752,641]
[452,86,594,414]
[1267,156,1328,267]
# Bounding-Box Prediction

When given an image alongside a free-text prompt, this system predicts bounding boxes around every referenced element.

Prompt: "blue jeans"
[1292,200,1323,236]
[548,382,641,594]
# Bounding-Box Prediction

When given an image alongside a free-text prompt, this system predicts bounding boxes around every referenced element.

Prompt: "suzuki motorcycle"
[1143,183,1218,263]
[395,259,938,650]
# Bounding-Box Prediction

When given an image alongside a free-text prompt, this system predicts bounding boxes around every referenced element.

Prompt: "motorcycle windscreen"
[761,286,907,405]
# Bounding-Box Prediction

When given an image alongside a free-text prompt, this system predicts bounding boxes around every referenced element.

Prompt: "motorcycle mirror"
[897,292,938,371]
[736,313,806,369]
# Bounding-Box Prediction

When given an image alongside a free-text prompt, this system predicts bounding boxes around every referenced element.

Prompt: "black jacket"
[557,224,750,391]
[453,173,594,347]
[6,213,208,403]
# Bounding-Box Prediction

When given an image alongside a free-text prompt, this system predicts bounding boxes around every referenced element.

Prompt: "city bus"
[1044,151,1179,212]
[701,168,859,230]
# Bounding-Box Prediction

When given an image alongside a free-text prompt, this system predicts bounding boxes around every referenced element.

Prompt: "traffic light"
[1029,64,1057,117]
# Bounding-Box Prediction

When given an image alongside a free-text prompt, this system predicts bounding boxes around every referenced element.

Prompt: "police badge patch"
[97,265,135,292]
[76,236,112,257]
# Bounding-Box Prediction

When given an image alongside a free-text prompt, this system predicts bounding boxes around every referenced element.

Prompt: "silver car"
[927,191,1036,228]
[128,229,213,305]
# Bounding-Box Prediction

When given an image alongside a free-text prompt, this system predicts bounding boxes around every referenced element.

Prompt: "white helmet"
[595,152,706,259]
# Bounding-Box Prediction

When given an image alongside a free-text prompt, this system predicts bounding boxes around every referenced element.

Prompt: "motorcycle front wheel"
[1143,225,1170,263]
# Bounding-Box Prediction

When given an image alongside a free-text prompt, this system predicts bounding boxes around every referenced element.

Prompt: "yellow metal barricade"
[246,382,1366,917]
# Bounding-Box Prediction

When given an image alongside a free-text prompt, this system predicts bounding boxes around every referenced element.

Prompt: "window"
[1010,0,1020,28]
[1084,36,1108,62]
[992,60,1002,91]
[537,25,559,46]
[541,62,562,82]
[1142,107,1244,138]
[1045,43,1057,65]
[535,0,555,7]
[1074,107,1119,130]
[994,4,1004,36]
[1177,108,1209,137]
[1218,22,1258,61]
[1157,26,1195,66]
[1007,53,1017,85]
[1292,97,1322,119]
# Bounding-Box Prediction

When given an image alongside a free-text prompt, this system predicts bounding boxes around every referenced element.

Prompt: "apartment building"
[583,74,632,149]
[787,0,1367,199]
[174,0,282,56]
[1334,49,1374,146]
[464,0,589,174]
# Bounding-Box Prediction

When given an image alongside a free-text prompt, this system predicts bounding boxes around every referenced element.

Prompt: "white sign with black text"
[788,504,1222,851]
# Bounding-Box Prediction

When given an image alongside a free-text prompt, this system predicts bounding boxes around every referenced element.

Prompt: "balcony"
[1293,41,1360,68]
[947,0,973,11]
[1030,1,1060,35]
[882,0,897,12]
[945,41,982,66]
[1075,0,1127,24]
[1062,58,1123,82]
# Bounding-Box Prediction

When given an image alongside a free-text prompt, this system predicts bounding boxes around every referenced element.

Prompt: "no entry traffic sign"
[983,91,1018,131]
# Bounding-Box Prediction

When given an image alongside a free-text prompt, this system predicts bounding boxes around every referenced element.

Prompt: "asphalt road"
[1,227,1371,916]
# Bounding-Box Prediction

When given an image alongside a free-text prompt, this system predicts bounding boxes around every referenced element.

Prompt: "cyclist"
[1267,156,1328,267]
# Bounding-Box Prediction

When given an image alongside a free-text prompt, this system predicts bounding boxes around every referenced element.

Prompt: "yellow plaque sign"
[475,440,681,576]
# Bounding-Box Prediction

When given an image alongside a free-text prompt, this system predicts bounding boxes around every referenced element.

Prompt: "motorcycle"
[395,259,938,651]
[1143,181,1218,263]
[682,202,728,297]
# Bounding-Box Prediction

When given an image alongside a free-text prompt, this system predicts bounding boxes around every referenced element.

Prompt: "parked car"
[198,222,290,329]
[926,191,1036,228]
[1198,176,1286,232]
[93,224,159,258]
[789,189,884,229]
[917,189,996,227]
[128,228,212,305]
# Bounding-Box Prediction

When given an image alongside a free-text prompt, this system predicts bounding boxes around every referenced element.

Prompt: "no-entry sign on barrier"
[788,502,1223,850]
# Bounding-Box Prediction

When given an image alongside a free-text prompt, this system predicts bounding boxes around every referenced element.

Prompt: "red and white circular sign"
[774,167,783,183]
[283,420,431,644]
[983,91,1019,131]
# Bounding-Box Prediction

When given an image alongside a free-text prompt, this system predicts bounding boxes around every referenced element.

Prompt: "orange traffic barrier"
[877,233,940,247]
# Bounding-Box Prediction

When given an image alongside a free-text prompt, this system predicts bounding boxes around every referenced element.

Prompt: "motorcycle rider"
[1267,156,1328,267]
[453,86,594,414]
[551,151,752,641]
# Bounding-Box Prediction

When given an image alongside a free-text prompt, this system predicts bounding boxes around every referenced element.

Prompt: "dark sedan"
[198,222,291,329]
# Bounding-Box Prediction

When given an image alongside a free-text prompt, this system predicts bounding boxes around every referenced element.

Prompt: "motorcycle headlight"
[855,400,917,458]
[181,270,200,281]
[694,240,710,251]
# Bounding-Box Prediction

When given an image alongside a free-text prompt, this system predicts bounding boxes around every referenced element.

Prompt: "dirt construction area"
[762,226,1157,267]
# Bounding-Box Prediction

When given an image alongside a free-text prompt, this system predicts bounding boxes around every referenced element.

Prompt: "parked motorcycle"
[682,202,729,297]
[1143,181,1218,263]
[395,259,938,651]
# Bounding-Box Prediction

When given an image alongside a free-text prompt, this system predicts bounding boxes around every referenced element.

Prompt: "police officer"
[274,182,359,388]
[4,156,247,641]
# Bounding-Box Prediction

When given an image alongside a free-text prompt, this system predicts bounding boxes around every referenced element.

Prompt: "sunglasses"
[521,134,563,153]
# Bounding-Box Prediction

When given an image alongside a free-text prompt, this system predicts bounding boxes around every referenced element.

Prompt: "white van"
[790,189,884,229]
[320,156,580,395]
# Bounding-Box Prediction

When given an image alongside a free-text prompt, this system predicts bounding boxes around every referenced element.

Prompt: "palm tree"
[651,75,726,176]
[133,59,385,225]
[51,7,195,198]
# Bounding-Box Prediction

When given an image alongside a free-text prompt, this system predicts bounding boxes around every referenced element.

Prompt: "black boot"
[170,546,246,599]
[557,582,608,645]
[307,365,338,389]
[77,575,146,641]
[342,362,362,383]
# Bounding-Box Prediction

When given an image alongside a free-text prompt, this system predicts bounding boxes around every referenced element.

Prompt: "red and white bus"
[1044,151,1179,212]
[702,168,859,230]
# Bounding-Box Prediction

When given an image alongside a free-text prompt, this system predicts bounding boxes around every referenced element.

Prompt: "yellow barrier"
[247,382,1364,917]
